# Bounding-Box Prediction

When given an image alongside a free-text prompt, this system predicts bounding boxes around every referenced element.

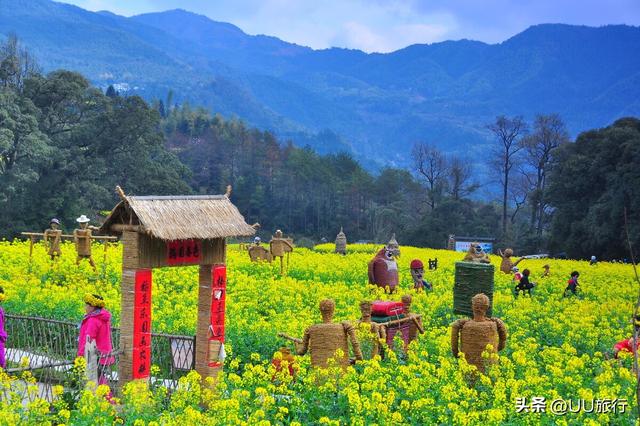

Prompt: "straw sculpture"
[270,230,294,273]
[451,293,507,373]
[386,234,401,257]
[357,300,386,359]
[248,238,272,262]
[454,262,495,317]
[43,219,62,260]
[74,216,101,271]
[462,242,491,263]
[296,299,363,368]
[335,227,347,255]
[498,248,523,274]
[401,295,424,347]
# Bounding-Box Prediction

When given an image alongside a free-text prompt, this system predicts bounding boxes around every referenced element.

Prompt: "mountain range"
[2,0,640,167]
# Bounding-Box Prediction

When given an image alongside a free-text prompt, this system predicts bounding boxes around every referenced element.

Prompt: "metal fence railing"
[3,314,195,399]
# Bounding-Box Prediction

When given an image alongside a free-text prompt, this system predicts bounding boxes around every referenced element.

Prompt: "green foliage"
[547,117,640,259]
[0,38,190,237]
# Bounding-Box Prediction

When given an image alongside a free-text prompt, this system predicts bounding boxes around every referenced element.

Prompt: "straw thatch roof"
[101,192,256,240]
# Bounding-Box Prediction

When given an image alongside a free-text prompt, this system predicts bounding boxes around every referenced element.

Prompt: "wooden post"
[118,231,147,387]
[29,235,36,259]
[195,264,223,381]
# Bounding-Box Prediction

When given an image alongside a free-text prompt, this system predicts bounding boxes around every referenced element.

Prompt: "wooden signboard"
[133,269,152,379]
[208,265,227,367]
[166,239,201,265]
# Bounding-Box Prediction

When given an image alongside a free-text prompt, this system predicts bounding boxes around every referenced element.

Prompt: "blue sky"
[61,0,640,52]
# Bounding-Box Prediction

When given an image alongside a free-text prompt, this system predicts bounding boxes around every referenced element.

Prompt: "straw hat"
[76,215,90,223]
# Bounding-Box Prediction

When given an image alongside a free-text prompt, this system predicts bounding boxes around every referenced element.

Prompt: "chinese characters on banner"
[166,239,201,265]
[209,265,227,367]
[133,269,152,379]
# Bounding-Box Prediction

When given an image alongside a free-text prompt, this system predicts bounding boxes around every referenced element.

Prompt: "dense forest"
[1,37,638,259]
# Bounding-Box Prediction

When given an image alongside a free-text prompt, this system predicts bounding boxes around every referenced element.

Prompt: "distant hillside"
[2,0,640,167]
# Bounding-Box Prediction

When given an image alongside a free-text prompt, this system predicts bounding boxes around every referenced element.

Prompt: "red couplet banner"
[133,269,152,379]
[209,265,227,367]
[166,239,201,265]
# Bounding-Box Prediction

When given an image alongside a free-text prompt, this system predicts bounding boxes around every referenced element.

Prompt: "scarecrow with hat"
[409,259,433,292]
[43,218,63,260]
[74,215,100,271]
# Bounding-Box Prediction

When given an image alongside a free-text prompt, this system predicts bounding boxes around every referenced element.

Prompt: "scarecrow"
[74,215,100,271]
[335,227,347,255]
[463,242,491,264]
[401,295,424,349]
[270,230,294,273]
[43,218,63,260]
[451,293,507,373]
[497,248,523,274]
[409,259,432,292]
[356,300,386,359]
[248,237,272,262]
[283,299,363,368]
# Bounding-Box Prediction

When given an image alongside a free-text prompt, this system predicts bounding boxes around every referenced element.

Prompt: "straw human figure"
[248,236,272,262]
[43,218,63,260]
[451,293,507,373]
[296,299,363,368]
[498,248,523,274]
[356,300,386,359]
[74,215,100,271]
[401,295,424,350]
[270,229,294,273]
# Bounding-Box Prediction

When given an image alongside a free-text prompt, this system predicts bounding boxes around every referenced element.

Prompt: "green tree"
[547,117,640,259]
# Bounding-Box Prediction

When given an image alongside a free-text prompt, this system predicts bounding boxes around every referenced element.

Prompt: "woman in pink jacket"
[78,294,114,384]
[0,287,7,369]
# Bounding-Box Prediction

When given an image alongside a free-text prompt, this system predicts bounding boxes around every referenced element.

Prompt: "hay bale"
[454,262,494,317]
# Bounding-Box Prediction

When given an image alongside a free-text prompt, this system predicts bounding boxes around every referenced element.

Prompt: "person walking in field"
[78,294,114,385]
[563,271,580,297]
[0,287,7,369]
[514,269,534,297]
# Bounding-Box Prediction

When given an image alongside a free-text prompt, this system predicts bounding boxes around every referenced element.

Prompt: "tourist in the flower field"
[0,287,7,369]
[78,294,114,385]
[563,271,580,297]
[514,269,534,297]
[613,315,640,359]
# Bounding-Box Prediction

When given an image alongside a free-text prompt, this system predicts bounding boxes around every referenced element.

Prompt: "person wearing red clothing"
[78,294,114,386]
[271,347,297,380]
[614,338,640,358]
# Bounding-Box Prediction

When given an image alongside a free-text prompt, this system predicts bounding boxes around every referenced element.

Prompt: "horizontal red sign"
[166,239,201,265]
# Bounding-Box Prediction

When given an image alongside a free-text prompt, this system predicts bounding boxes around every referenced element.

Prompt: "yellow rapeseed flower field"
[0,240,637,424]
